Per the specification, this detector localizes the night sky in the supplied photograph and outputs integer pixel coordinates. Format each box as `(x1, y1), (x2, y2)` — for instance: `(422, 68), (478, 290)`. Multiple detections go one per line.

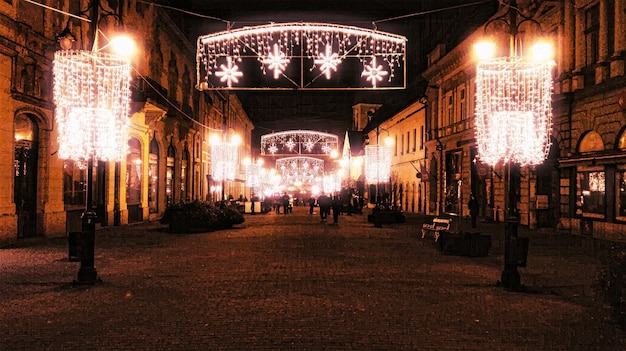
(153, 0), (496, 141)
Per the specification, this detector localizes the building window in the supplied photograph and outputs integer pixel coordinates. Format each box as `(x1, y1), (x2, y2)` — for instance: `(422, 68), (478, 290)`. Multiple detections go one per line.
(420, 126), (424, 150)
(406, 131), (410, 153)
(148, 137), (159, 213)
(63, 161), (85, 208)
(394, 135), (398, 156)
(585, 4), (600, 67)
(126, 138), (142, 207)
(181, 145), (190, 201)
(459, 87), (466, 120)
(576, 170), (605, 219)
(401, 134), (404, 155)
(446, 93), (454, 126)
(166, 143), (176, 206)
(412, 128), (417, 152)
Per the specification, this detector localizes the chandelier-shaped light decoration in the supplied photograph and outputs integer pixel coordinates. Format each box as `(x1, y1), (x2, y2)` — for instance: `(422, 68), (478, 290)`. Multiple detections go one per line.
(245, 162), (262, 189)
(260, 130), (338, 156)
(323, 173), (342, 194)
(365, 145), (391, 183)
(276, 157), (324, 186)
(197, 22), (406, 90)
(211, 142), (239, 181)
(475, 56), (555, 166)
(53, 50), (131, 163)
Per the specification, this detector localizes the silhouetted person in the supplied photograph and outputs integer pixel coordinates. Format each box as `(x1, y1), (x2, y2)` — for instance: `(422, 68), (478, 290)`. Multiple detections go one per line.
(282, 193), (290, 214)
(331, 195), (342, 224)
(468, 193), (479, 228)
(317, 193), (331, 222)
(308, 196), (316, 214)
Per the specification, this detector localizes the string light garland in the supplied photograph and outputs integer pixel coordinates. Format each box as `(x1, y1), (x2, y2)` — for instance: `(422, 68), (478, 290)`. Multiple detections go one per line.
(365, 145), (391, 183)
(197, 22), (406, 90)
(53, 50), (131, 164)
(474, 56), (555, 166)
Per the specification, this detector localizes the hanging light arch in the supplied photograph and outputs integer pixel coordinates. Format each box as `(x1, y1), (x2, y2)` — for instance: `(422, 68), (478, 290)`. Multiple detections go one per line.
(196, 22), (407, 90)
(261, 130), (339, 156)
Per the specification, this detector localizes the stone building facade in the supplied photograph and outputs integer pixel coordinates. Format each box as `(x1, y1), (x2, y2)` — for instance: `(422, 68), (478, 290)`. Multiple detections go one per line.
(363, 100), (428, 214)
(420, 1), (563, 228)
(555, 0), (626, 241)
(2, 0), (252, 245)
(417, 0), (626, 242)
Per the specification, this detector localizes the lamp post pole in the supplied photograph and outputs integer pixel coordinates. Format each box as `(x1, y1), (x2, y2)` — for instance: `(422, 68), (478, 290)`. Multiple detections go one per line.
(76, 157), (99, 284)
(75, 0), (100, 285)
(473, 0), (553, 291)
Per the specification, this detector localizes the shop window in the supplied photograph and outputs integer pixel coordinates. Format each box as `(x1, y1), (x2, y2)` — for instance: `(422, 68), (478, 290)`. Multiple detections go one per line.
(126, 138), (142, 206)
(166, 143), (176, 206)
(148, 136), (159, 213)
(63, 161), (85, 208)
(617, 171), (626, 220)
(576, 170), (606, 219)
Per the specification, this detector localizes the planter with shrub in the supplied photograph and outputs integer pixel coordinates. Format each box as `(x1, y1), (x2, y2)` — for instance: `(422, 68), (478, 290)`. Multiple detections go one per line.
(159, 201), (244, 233)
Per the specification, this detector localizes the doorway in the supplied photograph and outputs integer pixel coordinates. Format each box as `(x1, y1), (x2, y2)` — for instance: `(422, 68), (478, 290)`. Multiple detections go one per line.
(14, 114), (38, 237)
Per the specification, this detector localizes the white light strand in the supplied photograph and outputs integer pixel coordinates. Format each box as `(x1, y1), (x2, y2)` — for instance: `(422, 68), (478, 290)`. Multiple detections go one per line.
(211, 142), (239, 181)
(474, 56), (555, 166)
(365, 145), (391, 183)
(53, 50), (131, 163)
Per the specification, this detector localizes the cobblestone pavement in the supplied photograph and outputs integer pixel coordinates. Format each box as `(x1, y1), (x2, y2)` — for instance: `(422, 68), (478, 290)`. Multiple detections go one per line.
(1, 206), (625, 350)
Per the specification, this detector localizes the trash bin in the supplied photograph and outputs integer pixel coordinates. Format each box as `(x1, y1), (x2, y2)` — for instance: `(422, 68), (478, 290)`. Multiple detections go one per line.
(68, 231), (82, 262)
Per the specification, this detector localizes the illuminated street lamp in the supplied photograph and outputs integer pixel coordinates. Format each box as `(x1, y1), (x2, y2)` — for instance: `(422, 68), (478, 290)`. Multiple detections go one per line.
(474, 0), (555, 291)
(53, 24), (134, 284)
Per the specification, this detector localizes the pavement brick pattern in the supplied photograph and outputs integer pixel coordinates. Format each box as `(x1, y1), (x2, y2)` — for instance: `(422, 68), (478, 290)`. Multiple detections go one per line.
(1, 207), (624, 350)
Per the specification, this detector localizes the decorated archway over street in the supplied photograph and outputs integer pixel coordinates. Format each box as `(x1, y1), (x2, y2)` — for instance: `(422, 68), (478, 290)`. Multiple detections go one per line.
(261, 130), (339, 156)
(196, 22), (406, 90)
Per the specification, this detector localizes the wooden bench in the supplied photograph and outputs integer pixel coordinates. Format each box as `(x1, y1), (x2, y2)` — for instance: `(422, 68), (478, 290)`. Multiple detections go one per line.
(421, 217), (452, 242)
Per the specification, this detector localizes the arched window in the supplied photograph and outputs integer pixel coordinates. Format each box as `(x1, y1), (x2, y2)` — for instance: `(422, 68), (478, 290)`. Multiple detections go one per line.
(166, 141), (176, 206)
(181, 143), (190, 202)
(578, 131), (604, 153)
(617, 129), (626, 150)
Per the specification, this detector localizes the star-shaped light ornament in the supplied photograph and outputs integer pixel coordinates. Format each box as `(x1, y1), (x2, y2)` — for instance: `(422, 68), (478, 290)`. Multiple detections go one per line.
(263, 44), (290, 79)
(268, 143), (278, 154)
(361, 57), (388, 88)
(285, 138), (296, 151)
(215, 57), (243, 88)
(314, 44), (342, 79)
(303, 139), (316, 152)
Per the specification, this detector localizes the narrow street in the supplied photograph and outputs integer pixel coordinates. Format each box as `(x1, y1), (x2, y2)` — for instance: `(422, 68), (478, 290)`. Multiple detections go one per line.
(1, 206), (624, 350)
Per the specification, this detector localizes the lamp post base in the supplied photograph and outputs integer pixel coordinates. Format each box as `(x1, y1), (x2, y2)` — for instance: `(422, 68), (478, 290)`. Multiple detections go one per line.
(74, 210), (99, 285)
(499, 265), (522, 291)
(75, 267), (99, 285)
(498, 217), (525, 292)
